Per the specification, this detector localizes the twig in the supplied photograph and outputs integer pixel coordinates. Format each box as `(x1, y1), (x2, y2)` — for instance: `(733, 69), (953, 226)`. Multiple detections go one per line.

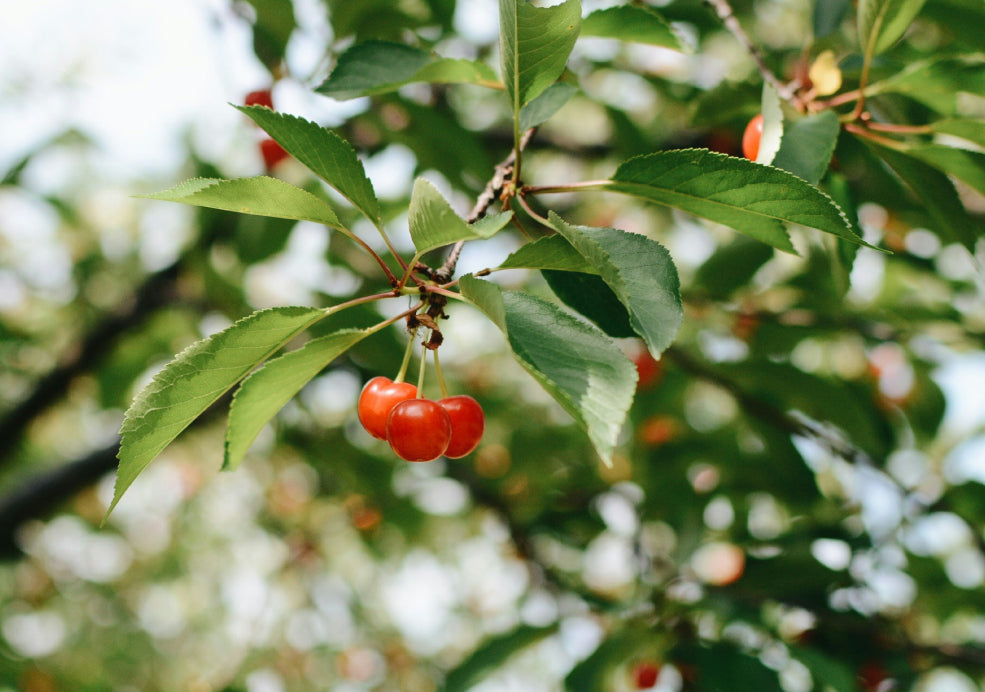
(435, 128), (537, 283)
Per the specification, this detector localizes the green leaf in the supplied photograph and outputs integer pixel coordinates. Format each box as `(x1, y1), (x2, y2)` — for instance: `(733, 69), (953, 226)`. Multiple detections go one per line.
(408, 178), (512, 256)
(581, 5), (684, 50)
(693, 236), (774, 300)
(236, 106), (380, 225)
(460, 275), (636, 465)
(441, 625), (559, 692)
(866, 141), (980, 251)
(224, 329), (372, 470)
(244, 0), (296, 70)
(791, 647), (857, 692)
(868, 56), (985, 115)
(500, 0), (582, 112)
(771, 110), (841, 185)
(565, 626), (660, 692)
(542, 270), (635, 338)
(549, 213), (682, 357)
(137, 177), (341, 228)
(519, 83), (578, 131)
(606, 149), (871, 253)
(906, 144), (985, 197)
(858, 0), (928, 56)
(814, 0), (852, 38)
(499, 235), (597, 273)
(675, 643), (783, 692)
(111, 307), (327, 516)
(931, 118), (985, 148)
(316, 40), (499, 100)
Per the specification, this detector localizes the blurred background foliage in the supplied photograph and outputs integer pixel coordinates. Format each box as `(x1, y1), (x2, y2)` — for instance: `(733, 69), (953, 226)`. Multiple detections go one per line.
(1, 0), (985, 690)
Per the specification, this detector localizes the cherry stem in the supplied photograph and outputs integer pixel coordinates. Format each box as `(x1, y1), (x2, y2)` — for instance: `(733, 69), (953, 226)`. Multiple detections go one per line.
(347, 232), (400, 286)
(416, 336), (429, 397)
(844, 122), (906, 149)
(864, 121), (932, 134)
(516, 193), (554, 229)
(425, 285), (467, 302)
(395, 326), (419, 384)
(324, 289), (400, 316)
(433, 348), (450, 399)
(374, 223), (409, 272)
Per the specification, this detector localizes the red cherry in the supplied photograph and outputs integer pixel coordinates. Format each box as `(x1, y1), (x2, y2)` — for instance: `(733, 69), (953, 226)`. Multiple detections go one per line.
(386, 399), (452, 462)
(632, 661), (661, 689)
(260, 138), (290, 170)
(438, 395), (485, 458)
(633, 351), (663, 390)
(358, 376), (418, 440)
(742, 113), (764, 161)
(245, 89), (274, 109)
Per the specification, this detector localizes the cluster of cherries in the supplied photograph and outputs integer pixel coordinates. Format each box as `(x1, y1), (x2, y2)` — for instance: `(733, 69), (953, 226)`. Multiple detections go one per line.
(357, 376), (485, 462)
(244, 89), (290, 170)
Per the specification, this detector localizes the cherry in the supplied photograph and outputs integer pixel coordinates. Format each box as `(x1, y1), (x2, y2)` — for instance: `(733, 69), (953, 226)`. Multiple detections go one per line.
(438, 395), (485, 458)
(632, 661), (661, 689)
(386, 399), (452, 462)
(633, 351), (663, 390)
(245, 89), (274, 109)
(742, 113), (764, 161)
(358, 376), (418, 440)
(260, 138), (290, 170)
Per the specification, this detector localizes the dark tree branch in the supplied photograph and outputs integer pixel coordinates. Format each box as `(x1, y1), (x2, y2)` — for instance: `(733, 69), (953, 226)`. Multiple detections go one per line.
(0, 442), (118, 558)
(0, 262), (183, 466)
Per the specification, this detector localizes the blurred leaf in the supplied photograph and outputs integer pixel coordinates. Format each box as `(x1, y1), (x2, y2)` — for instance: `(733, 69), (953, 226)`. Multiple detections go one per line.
(500, 0), (582, 111)
(500, 235), (597, 273)
(225, 328), (373, 470)
(675, 643), (783, 692)
(550, 213), (682, 356)
(693, 236), (774, 300)
(236, 106), (381, 225)
(923, 0), (985, 48)
(930, 118), (985, 148)
(691, 81), (760, 128)
(441, 624), (559, 692)
(606, 149), (872, 253)
(244, 0), (296, 70)
(460, 275), (636, 465)
(137, 177), (341, 227)
(905, 144), (985, 196)
(372, 98), (494, 189)
(565, 626), (657, 692)
(869, 56), (985, 115)
(581, 5), (684, 50)
(408, 178), (512, 256)
(858, 0), (929, 56)
(111, 307), (327, 515)
(316, 40), (499, 100)
(814, 0), (852, 37)
(825, 172), (863, 297)
(727, 360), (894, 458)
(542, 270), (635, 338)
(792, 647), (857, 692)
(519, 83), (578, 131)
(772, 110), (841, 185)
(865, 141), (981, 251)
